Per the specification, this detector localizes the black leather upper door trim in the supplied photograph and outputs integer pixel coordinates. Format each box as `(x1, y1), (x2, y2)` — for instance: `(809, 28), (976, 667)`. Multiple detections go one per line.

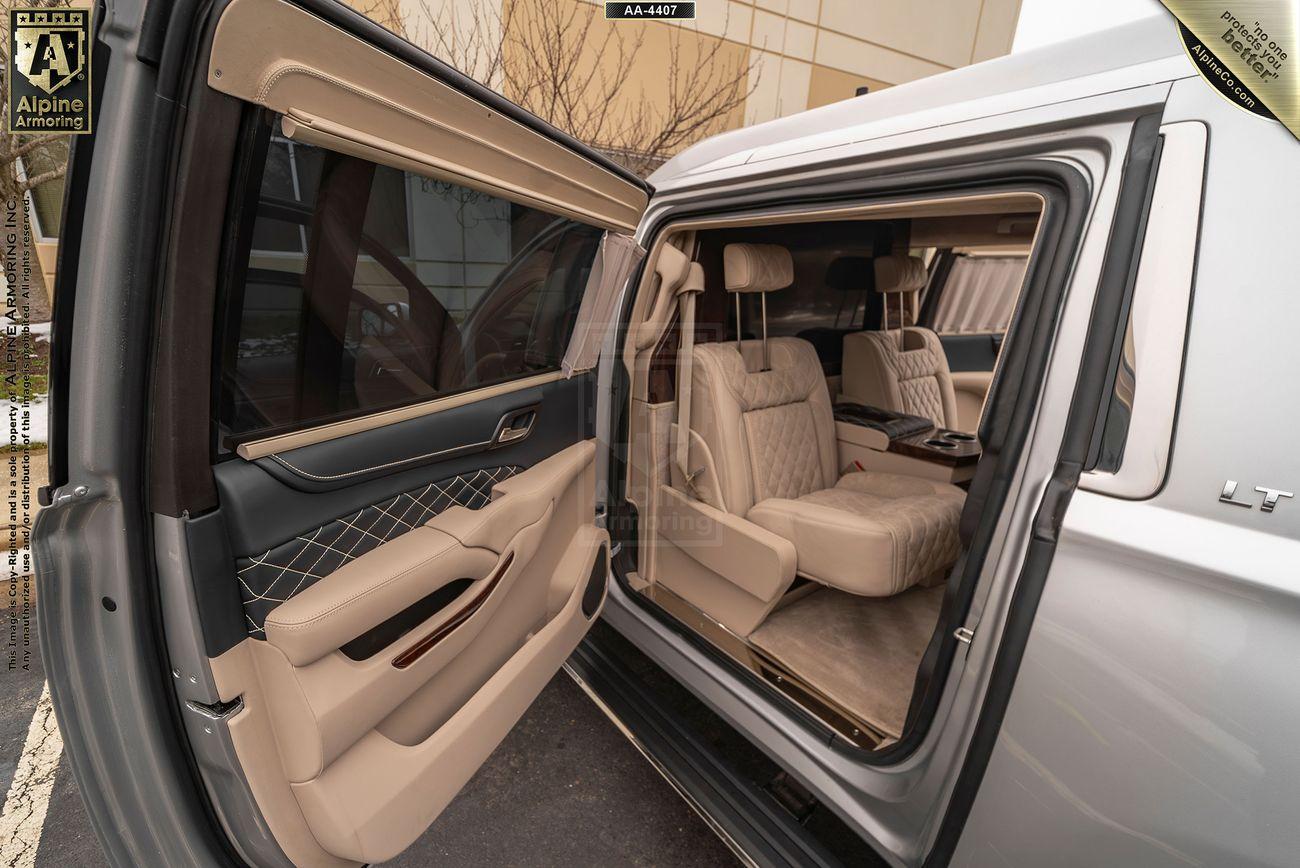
(251, 379), (553, 492)
(215, 373), (594, 556)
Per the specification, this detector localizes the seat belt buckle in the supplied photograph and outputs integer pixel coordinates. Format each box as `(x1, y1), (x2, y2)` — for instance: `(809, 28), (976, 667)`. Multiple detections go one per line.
(683, 467), (706, 499)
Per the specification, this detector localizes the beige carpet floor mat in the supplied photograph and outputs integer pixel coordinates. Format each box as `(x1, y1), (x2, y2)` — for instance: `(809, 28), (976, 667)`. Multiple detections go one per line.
(749, 585), (944, 740)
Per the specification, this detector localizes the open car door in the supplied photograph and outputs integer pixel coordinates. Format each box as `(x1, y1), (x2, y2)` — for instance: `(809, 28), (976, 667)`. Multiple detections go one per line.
(35, 0), (647, 864)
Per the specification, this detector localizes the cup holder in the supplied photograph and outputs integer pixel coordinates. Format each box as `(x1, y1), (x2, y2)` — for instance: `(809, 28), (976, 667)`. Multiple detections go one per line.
(943, 431), (976, 442)
(924, 438), (957, 450)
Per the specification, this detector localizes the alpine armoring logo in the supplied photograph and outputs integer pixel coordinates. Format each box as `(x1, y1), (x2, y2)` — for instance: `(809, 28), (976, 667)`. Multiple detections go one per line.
(6, 7), (92, 135)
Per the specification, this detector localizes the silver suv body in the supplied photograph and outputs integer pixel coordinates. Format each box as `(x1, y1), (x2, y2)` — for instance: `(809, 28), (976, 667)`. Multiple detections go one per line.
(34, 4), (1297, 866)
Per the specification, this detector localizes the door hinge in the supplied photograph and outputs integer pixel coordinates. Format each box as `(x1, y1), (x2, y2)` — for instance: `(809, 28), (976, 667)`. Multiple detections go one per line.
(41, 483), (90, 507)
(954, 626), (975, 645)
(185, 696), (243, 722)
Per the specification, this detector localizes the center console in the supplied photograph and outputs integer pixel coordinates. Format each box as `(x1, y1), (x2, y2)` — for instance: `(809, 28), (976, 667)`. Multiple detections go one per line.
(832, 403), (932, 440)
(832, 401), (980, 484)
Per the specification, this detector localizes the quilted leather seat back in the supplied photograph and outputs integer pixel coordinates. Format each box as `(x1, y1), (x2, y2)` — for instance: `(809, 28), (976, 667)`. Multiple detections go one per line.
(688, 337), (838, 515)
(841, 328), (959, 429)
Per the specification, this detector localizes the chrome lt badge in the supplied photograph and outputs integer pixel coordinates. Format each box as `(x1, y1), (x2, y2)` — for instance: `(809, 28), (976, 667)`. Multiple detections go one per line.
(1219, 480), (1294, 512)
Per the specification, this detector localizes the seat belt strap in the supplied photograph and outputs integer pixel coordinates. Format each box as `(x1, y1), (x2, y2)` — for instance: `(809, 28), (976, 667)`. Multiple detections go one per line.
(675, 263), (705, 498)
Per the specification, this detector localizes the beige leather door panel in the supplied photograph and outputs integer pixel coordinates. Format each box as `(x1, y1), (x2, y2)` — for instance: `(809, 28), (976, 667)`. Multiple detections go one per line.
(212, 440), (606, 865)
(262, 527), (498, 669)
(951, 370), (994, 432)
(295, 521), (605, 862)
(190, 0), (643, 859)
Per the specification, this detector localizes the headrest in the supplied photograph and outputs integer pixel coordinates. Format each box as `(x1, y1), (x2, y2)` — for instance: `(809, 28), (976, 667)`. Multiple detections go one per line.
(723, 243), (793, 294)
(873, 254), (927, 294)
(655, 243), (692, 295)
(824, 256), (872, 291)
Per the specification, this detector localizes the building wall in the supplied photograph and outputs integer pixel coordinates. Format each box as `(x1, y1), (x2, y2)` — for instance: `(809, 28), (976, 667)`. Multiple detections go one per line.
(575, 0), (1022, 121)
(353, 0), (1021, 153)
(500, 0), (751, 140)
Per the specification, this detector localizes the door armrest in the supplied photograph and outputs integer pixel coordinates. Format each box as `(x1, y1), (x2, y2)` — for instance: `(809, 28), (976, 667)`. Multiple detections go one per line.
(425, 439), (595, 553)
(264, 527), (498, 666)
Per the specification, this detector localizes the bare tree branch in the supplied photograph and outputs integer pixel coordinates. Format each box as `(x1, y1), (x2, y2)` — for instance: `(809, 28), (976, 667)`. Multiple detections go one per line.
(386, 0), (757, 178)
(9, 135), (65, 161)
(18, 166), (65, 192)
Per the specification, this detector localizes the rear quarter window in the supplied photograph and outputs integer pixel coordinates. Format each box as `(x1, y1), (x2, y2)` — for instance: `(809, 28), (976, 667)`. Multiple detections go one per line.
(929, 254), (1027, 335)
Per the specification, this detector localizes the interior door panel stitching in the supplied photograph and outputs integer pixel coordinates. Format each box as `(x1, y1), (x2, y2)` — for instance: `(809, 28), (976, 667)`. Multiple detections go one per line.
(268, 437), (494, 481)
(236, 526), (339, 605)
(236, 481), (448, 598)
(236, 466), (521, 635)
(265, 545), (463, 631)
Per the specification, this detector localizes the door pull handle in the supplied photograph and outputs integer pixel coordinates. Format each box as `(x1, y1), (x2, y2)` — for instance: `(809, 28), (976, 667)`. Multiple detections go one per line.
(492, 407), (538, 447)
(498, 425), (530, 443)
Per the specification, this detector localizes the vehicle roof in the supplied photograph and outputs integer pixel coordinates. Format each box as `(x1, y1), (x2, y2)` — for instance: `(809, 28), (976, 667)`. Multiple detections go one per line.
(651, 15), (1190, 188)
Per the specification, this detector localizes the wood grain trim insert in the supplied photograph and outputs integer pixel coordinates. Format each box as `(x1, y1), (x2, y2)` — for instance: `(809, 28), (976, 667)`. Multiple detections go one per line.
(888, 429), (982, 467)
(391, 551), (514, 670)
(235, 371), (564, 460)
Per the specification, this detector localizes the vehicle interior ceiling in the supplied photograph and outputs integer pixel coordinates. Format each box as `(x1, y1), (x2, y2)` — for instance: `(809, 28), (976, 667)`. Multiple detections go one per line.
(619, 196), (1042, 749)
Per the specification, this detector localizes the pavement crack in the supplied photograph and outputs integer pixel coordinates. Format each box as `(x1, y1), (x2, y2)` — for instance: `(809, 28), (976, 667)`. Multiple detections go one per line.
(0, 683), (64, 868)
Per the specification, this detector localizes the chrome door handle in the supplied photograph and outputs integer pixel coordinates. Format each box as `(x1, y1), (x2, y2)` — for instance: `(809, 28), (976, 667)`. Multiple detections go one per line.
(497, 424), (530, 444)
(492, 407), (537, 447)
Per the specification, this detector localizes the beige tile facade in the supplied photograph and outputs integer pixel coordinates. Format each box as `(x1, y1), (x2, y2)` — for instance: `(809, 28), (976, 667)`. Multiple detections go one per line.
(585, 0), (1023, 117)
(352, 0), (1022, 156)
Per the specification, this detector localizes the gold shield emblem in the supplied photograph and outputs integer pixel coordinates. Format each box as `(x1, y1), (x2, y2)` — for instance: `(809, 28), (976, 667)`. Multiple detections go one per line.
(13, 15), (85, 95)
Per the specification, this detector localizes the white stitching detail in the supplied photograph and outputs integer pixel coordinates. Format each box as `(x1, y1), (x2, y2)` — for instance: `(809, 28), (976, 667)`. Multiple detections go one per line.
(237, 467), (518, 636)
(268, 438), (494, 481)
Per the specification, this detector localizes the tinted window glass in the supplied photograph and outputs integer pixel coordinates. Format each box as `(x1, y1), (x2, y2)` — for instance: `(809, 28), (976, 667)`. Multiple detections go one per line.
(219, 120), (603, 440)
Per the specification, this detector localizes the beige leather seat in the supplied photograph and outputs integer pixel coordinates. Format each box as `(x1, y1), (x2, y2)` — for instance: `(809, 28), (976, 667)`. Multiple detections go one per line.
(841, 254), (960, 430)
(674, 243), (964, 597)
